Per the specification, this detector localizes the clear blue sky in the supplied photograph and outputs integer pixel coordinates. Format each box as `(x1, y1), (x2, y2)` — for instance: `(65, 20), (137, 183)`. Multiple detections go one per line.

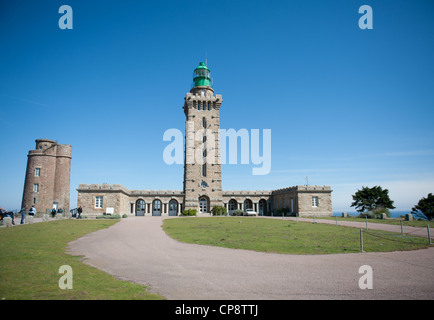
(1, 0), (433, 212)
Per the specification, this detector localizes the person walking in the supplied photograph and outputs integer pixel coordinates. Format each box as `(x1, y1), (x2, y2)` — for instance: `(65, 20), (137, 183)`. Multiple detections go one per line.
(51, 208), (56, 218)
(77, 206), (82, 219)
(20, 206), (27, 224)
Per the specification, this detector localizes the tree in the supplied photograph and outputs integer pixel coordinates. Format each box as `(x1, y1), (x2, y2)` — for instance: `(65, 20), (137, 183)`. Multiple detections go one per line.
(351, 186), (395, 213)
(411, 193), (434, 221)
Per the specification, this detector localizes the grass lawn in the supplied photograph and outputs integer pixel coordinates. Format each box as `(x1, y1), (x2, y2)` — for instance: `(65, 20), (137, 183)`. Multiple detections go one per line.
(319, 216), (434, 228)
(163, 217), (430, 255)
(0, 219), (164, 300)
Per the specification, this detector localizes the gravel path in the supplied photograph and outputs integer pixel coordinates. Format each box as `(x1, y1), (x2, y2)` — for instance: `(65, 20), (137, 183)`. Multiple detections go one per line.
(67, 216), (434, 300)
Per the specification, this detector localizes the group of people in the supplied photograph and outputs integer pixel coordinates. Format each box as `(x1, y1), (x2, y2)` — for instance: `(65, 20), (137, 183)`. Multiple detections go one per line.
(1, 205), (83, 225)
(0, 206), (36, 225)
(50, 208), (64, 218)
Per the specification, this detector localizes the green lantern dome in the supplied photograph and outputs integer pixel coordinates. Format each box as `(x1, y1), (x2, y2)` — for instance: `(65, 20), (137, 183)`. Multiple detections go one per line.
(192, 62), (212, 88)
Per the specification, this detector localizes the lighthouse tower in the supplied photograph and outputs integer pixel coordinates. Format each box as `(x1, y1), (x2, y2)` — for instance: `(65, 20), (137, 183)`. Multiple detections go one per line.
(21, 139), (72, 214)
(183, 63), (223, 215)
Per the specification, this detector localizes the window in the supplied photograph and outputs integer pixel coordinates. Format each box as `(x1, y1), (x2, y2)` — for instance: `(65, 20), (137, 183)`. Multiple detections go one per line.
(137, 200), (145, 211)
(202, 164), (207, 177)
(201, 181), (208, 189)
(312, 196), (319, 207)
(202, 117), (206, 128)
(228, 199), (237, 211)
(95, 196), (103, 208)
(207, 102), (211, 110)
(33, 184), (39, 192)
(35, 168), (40, 177)
(33, 197), (37, 204)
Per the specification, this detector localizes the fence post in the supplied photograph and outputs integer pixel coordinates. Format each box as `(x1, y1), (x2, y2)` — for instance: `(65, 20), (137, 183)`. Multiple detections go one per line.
(365, 217), (368, 230)
(428, 224), (432, 245)
(400, 219), (403, 235)
(360, 229), (364, 252)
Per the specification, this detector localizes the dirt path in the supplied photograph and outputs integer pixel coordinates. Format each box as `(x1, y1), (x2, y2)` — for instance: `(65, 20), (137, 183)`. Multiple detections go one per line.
(67, 216), (434, 300)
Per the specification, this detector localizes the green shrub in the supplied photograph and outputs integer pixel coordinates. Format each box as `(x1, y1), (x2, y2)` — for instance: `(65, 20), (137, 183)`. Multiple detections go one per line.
(358, 207), (391, 219)
(372, 207), (391, 218)
(122, 214), (128, 218)
(357, 212), (376, 219)
(212, 205), (227, 216)
(181, 209), (197, 216)
(96, 214), (121, 219)
(232, 209), (243, 216)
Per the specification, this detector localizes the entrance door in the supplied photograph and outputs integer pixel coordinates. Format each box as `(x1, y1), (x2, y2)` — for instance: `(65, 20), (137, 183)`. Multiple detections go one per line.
(258, 200), (264, 215)
(228, 199), (237, 215)
(199, 198), (207, 213)
(152, 200), (161, 216)
(136, 200), (145, 216)
(169, 200), (178, 216)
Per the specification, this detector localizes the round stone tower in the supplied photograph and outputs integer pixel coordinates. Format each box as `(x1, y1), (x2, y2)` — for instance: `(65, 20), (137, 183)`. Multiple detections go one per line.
(21, 139), (72, 214)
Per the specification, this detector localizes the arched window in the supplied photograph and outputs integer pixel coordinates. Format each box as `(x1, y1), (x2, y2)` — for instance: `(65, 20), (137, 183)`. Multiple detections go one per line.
(228, 199), (237, 213)
(244, 199), (253, 210)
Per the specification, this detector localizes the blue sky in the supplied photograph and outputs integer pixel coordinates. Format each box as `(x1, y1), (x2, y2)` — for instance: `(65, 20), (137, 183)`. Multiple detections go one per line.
(1, 0), (433, 212)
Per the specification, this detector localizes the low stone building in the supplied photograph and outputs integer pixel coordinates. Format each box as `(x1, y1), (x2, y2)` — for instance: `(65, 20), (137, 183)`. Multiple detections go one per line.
(77, 63), (332, 217)
(77, 184), (332, 218)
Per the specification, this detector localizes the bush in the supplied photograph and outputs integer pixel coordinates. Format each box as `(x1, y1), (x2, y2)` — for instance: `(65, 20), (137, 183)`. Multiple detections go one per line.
(358, 212), (376, 219)
(122, 214), (128, 218)
(276, 208), (289, 217)
(212, 205), (227, 216)
(232, 209), (243, 216)
(358, 208), (390, 219)
(372, 207), (391, 218)
(181, 209), (197, 216)
(96, 214), (121, 219)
